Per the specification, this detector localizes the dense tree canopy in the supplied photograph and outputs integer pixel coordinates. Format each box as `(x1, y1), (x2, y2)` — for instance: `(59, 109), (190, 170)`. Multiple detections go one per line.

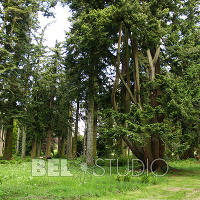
(0, 0), (199, 172)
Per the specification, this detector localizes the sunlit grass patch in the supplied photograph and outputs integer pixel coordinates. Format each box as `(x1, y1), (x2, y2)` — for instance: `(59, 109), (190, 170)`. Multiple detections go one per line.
(0, 159), (199, 199)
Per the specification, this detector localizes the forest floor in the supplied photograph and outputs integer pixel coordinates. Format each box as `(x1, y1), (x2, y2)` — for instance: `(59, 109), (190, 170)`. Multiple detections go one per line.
(0, 158), (199, 200)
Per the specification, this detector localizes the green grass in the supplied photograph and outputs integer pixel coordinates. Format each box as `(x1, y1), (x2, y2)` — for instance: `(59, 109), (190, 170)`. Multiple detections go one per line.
(0, 159), (199, 200)
(92, 159), (200, 200)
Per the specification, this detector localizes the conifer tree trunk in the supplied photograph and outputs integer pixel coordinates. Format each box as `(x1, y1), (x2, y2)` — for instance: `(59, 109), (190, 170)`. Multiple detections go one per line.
(86, 82), (94, 165)
(46, 128), (52, 157)
(73, 99), (79, 159)
(115, 26), (130, 157)
(146, 47), (165, 170)
(0, 125), (4, 157)
(111, 23), (165, 170)
(3, 119), (13, 160)
(45, 84), (55, 157)
(21, 67), (29, 159)
(16, 127), (20, 155)
(21, 127), (26, 158)
(123, 47), (164, 170)
(93, 103), (97, 157)
(66, 109), (72, 159)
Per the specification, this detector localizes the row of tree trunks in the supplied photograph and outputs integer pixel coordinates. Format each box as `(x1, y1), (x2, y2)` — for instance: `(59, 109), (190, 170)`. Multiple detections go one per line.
(1, 99), (89, 160)
(41, 100), (79, 159)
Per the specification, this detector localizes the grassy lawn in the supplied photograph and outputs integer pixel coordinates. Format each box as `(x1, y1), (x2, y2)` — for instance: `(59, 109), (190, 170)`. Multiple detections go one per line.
(0, 159), (199, 200)
(91, 160), (200, 200)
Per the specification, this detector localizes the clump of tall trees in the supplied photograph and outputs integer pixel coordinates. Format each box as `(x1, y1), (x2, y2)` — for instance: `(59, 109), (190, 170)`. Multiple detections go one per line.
(0, 0), (199, 171)
(64, 0), (200, 169)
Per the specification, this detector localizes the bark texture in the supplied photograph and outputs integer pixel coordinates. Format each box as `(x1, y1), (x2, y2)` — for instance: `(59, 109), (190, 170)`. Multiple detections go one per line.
(21, 127), (26, 158)
(86, 87), (95, 165)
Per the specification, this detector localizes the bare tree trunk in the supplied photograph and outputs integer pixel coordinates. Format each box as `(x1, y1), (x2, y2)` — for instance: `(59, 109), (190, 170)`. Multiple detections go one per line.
(3, 119), (13, 160)
(93, 103), (97, 158)
(16, 127), (20, 155)
(0, 125), (4, 157)
(66, 109), (72, 159)
(73, 99), (79, 159)
(86, 90), (94, 165)
(21, 127), (26, 158)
